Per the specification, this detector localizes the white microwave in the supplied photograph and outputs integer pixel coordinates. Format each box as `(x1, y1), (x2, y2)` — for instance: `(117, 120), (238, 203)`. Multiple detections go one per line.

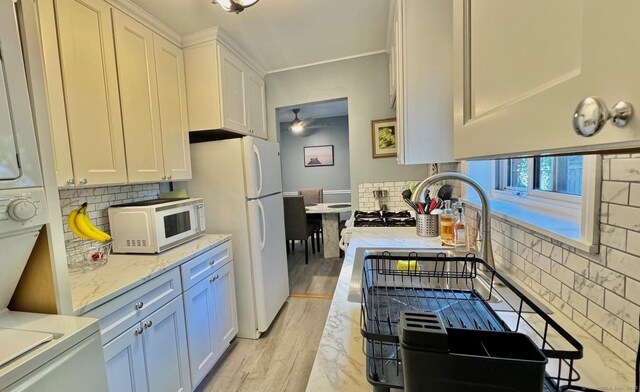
(108, 198), (206, 254)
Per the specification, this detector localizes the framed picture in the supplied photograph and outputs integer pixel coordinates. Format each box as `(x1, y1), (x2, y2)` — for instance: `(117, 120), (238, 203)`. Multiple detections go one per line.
(371, 118), (397, 158)
(304, 145), (334, 167)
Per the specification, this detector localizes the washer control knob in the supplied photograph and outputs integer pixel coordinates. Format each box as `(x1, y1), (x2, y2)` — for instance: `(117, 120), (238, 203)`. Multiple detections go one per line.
(7, 199), (37, 222)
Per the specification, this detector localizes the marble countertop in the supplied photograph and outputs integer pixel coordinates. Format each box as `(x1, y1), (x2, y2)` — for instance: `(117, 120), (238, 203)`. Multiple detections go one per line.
(305, 203), (353, 214)
(69, 234), (231, 315)
(306, 227), (635, 391)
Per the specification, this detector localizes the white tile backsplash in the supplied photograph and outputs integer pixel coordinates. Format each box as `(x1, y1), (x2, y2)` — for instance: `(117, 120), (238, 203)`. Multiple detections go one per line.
(59, 184), (160, 262)
(452, 154), (640, 363)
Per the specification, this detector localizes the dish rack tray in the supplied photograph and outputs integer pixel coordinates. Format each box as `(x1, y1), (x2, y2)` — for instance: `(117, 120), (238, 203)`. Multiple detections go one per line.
(360, 251), (584, 392)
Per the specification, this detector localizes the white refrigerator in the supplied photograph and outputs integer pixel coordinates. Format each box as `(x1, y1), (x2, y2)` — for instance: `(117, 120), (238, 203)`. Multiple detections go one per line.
(186, 137), (289, 339)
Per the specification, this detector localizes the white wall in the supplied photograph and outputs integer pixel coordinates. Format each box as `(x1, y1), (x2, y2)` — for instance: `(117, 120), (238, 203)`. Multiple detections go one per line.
(265, 53), (430, 207)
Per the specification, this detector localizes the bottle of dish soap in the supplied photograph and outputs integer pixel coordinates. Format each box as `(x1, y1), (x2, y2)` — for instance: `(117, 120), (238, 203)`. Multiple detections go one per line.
(439, 200), (454, 246)
(454, 203), (468, 251)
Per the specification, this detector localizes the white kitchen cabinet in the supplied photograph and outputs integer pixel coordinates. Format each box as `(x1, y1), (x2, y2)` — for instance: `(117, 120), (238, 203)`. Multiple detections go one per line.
(52, 0), (128, 186)
(245, 68), (268, 139)
(183, 260), (238, 388)
(392, 0), (454, 165)
(453, 0), (640, 159)
(104, 324), (148, 392)
(112, 10), (164, 183)
(103, 296), (191, 392)
(153, 35), (192, 181)
(184, 40), (267, 139)
(219, 45), (249, 133)
(142, 296), (191, 392)
(211, 261), (238, 346)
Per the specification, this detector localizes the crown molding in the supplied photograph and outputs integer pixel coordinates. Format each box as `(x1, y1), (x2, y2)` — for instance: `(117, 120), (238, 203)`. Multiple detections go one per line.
(267, 50), (387, 75)
(182, 27), (267, 77)
(106, 0), (182, 45)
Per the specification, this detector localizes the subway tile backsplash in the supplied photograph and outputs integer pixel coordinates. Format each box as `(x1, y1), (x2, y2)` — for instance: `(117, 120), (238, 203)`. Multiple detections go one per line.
(59, 184), (160, 263)
(462, 154), (640, 365)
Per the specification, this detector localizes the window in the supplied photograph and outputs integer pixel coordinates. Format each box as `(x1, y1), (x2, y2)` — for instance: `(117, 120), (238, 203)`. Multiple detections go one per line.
(463, 155), (600, 253)
(497, 156), (583, 202)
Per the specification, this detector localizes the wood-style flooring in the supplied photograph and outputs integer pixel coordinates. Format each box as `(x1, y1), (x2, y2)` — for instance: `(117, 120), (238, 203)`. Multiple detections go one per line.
(195, 244), (343, 392)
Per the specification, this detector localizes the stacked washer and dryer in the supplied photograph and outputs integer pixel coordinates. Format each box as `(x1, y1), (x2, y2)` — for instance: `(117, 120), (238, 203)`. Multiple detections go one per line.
(0, 1), (108, 390)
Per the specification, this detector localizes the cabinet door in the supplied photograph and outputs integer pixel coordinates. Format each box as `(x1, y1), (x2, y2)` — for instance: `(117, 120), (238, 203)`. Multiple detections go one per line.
(54, 0), (127, 185)
(245, 68), (267, 139)
(33, 0), (75, 187)
(183, 275), (218, 387)
(112, 10), (164, 183)
(218, 45), (249, 133)
(103, 324), (148, 392)
(396, 0), (453, 164)
(142, 296), (191, 392)
(453, 0), (640, 159)
(212, 261), (238, 346)
(153, 34), (192, 181)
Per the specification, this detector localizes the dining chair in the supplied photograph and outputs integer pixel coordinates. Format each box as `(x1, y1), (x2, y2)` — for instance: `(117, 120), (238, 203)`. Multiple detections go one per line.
(299, 188), (324, 248)
(283, 196), (318, 264)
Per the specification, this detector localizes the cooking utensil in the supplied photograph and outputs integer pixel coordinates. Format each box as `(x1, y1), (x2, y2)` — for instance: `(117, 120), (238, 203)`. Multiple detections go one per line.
(402, 189), (412, 200)
(430, 208), (443, 215)
(437, 184), (453, 201)
(404, 198), (419, 213)
(428, 198), (438, 214)
(417, 203), (425, 214)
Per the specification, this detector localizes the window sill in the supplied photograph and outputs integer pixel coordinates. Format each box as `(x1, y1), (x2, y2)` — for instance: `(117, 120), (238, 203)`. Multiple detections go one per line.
(463, 197), (598, 254)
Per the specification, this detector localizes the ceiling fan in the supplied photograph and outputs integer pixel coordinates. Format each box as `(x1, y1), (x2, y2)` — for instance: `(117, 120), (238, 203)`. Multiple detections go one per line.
(212, 0), (259, 14)
(288, 109), (333, 134)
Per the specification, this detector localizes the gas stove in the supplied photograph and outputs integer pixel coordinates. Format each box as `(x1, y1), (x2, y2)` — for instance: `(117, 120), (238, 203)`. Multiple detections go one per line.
(351, 210), (416, 228)
(341, 210), (417, 250)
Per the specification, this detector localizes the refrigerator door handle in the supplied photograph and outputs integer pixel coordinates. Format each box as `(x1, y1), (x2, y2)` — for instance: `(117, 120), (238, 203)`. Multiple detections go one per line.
(257, 199), (266, 250)
(253, 144), (263, 197)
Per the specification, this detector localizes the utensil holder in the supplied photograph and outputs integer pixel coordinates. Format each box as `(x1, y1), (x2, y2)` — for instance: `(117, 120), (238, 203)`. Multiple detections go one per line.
(416, 214), (439, 237)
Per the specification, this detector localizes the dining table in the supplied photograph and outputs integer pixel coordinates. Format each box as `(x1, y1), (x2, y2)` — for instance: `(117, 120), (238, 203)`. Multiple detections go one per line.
(305, 202), (352, 258)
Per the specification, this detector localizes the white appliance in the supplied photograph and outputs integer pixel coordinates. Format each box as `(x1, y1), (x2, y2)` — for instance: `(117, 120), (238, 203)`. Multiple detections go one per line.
(0, 2), (108, 390)
(0, 0), (42, 191)
(108, 198), (206, 254)
(187, 137), (289, 339)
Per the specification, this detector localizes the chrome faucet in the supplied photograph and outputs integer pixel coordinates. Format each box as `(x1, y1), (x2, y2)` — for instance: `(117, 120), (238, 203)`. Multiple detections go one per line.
(411, 172), (495, 269)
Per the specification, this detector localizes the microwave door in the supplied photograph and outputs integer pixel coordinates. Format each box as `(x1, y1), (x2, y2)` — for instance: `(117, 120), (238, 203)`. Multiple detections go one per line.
(155, 205), (198, 250)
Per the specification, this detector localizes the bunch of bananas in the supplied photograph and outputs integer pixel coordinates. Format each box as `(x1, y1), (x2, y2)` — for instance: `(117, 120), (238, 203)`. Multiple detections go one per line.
(68, 203), (112, 242)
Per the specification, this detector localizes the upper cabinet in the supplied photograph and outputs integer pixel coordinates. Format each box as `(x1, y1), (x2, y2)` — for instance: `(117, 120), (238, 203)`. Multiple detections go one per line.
(392, 0), (454, 165)
(153, 35), (192, 181)
(50, 0), (128, 186)
(37, 0), (191, 186)
(112, 10), (164, 183)
(183, 33), (267, 139)
(453, 0), (640, 160)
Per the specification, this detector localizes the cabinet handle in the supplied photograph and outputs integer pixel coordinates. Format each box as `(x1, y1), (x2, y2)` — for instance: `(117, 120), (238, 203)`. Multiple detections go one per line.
(134, 327), (144, 336)
(79, 178), (88, 185)
(573, 97), (633, 137)
(167, 175), (172, 180)
(134, 301), (144, 310)
(66, 178), (75, 186)
(144, 320), (153, 329)
(209, 274), (219, 283)
(161, 176), (167, 180)
(209, 259), (215, 266)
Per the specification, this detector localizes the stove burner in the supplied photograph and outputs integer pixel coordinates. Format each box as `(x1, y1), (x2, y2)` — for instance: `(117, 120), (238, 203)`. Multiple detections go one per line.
(382, 210), (411, 218)
(354, 218), (386, 227)
(385, 218), (417, 227)
(354, 210), (382, 219)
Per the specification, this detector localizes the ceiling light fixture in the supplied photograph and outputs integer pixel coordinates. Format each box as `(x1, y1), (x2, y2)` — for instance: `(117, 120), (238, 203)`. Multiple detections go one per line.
(212, 0), (259, 14)
(289, 109), (304, 133)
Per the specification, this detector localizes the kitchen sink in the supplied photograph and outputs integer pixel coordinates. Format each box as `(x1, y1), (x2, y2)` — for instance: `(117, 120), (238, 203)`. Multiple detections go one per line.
(348, 247), (552, 314)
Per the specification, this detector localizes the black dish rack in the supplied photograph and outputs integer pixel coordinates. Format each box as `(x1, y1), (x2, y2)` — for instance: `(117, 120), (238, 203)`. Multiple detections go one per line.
(360, 251), (584, 392)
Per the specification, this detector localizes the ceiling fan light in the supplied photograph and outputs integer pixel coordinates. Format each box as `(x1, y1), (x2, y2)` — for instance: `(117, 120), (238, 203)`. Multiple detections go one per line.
(289, 121), (304, 133)
(288, 108), (304, 133)
(212, 0), (259, 13)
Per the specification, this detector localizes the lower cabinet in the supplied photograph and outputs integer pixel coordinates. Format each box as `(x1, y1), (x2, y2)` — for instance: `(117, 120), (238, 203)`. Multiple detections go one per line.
(183, 261), (238, 388)
(103, 296), (191, 392)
